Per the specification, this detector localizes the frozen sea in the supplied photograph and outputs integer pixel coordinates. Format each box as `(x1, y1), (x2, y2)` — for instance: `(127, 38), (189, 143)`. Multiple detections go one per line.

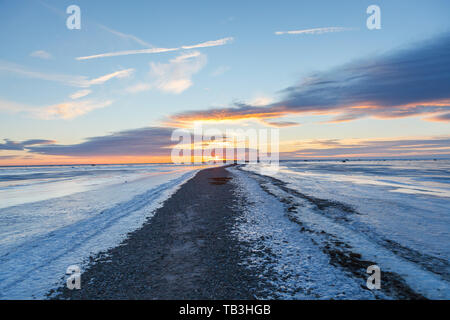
(240, 160), (450, 299)
(1, 160), (449, 299)
(0, 164), (207, 299)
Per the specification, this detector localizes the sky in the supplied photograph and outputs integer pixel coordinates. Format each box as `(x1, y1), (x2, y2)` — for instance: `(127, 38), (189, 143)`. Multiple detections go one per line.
(0, 0), (449, 165)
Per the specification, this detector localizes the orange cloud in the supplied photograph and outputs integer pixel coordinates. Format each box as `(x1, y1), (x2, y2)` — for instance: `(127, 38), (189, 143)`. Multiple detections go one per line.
(167, 98), (450, 127)
(168, 33), (450, 126)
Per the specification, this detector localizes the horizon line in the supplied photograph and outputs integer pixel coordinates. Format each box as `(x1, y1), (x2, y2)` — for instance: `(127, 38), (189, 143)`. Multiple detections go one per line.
(1, 157), (448, 168)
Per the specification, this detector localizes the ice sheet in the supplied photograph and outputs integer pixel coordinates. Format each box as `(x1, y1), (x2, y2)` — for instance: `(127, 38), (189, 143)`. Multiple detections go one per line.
(0, 164), (205, 299)
(240, 160), (450, 299)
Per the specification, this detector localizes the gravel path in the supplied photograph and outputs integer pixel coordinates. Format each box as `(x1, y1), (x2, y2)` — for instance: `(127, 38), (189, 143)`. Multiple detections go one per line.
(51, 165), (264, 299)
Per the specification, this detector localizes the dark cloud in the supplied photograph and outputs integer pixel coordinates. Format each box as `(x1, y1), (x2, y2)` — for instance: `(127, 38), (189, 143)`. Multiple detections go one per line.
(426, 112), (450, 122)
(3, 130), (449, 160)
(282, 137), (450, 159)
(0, 139), (55, 151)
(27, 127), (177, 157)
(4, 127), (261, 159)
(0, 155), (17, 160)
(170, 33), (450, 124)
(261, 120), (300, 127)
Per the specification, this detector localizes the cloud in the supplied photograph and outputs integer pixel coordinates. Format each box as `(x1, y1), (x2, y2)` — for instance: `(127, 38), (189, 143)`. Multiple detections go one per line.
(76, 37), (233, 60)
(37, 100), (114, 120)
(181, 37), (234, 49)
(0, 98), (113, 120)
(275, 27), (353, 36)
(150, 51), (207, 94)
(0, 99), (29, 114)
(250, 96), (274, 106)
(169, 102), (290, 125)
(426, 112), (450, 122)
(7, 131), (449, 161)
(70, 89), (92, 100)
(30, 50), (52, 59)
(0, 63), (129, 118)
(76, 47), (179, 61)
(99, 25), (153, 48)
(0, 61), (134, 88)
(26, 127), (178, 157)
(282, 137), (450, 159)
(38, 0), (152, 49)
(211, 66), (230, 77)
(0, 139), (55, 151)
(168, 33), (450, 125)
(87, 68), (134, 85)
(0, 155), (18, 160)
(0, 61), (87, 87)
(124, 52), (206, 95)
(125, 82), (152, 94)
(261, 120), (300, 127)
(3, 127), (229, 161)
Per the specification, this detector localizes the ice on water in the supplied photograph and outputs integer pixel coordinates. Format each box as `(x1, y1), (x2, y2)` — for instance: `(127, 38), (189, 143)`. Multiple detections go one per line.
(0, 164), (203, 299)
(240, 160), (450, 299)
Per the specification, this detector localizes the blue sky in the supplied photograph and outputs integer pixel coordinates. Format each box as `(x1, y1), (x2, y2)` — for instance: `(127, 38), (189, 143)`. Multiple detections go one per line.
(0, 0), (449, 164)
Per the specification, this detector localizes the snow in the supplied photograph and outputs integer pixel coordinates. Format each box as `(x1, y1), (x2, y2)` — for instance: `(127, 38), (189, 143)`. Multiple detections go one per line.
(228, 166), (379, 299)
(1, 161), (448, 299)
(238, 160), (450, 299)
(0, 164), (204, 299)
